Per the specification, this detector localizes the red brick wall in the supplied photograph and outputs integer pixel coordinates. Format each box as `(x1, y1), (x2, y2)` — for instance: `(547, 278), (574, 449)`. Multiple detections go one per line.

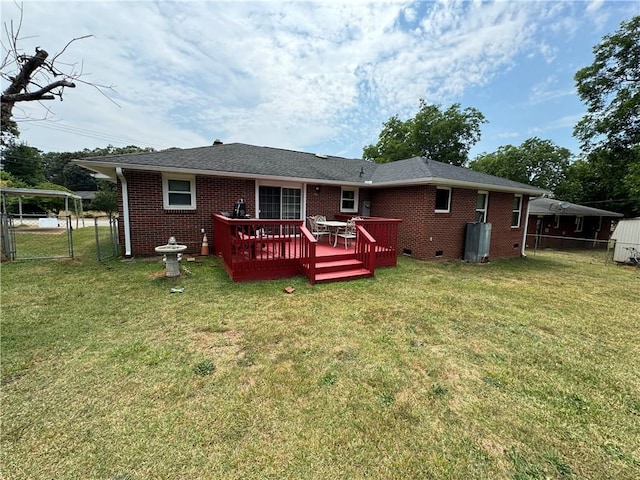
(117, 171), (254, 255)
(306, 185), (343, 220)
(116, 171), (528, 261)
(486, 192), (527, 259)
(369, 186), (526, 260)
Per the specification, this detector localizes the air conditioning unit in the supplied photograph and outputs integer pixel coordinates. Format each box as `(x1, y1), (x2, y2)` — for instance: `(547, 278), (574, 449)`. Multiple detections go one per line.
(464, 222), (492, 263)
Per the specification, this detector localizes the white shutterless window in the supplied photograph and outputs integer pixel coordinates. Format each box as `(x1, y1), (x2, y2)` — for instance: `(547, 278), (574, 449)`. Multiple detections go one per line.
(475, 191), (488, 222)
(435, 187), (451, 213)
(511, 194), (522, 228)
(340, 187), (359, 213)
(163, 174), (196, 210)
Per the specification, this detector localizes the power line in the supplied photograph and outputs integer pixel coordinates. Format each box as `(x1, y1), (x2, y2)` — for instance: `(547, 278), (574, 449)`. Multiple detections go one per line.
(23, 121), (166, 150)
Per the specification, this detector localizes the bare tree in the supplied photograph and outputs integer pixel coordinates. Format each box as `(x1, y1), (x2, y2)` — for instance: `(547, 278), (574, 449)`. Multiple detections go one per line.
(1, 3), (115, 144)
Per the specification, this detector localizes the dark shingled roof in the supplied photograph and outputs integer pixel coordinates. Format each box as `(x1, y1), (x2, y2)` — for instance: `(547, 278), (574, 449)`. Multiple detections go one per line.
(528, 197), (623, 217)
(371, 156), (546, 192)
(76, 142), (547, 194)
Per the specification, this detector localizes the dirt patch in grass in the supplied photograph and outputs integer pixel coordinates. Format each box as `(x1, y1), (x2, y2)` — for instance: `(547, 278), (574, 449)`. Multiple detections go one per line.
(188, 329), (246, 374)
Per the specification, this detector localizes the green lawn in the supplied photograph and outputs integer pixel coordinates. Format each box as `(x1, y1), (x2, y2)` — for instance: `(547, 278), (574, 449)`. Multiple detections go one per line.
(2, 228), (639, 479)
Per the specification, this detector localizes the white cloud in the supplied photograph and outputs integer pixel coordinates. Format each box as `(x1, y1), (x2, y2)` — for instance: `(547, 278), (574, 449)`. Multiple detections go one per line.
(496, 131), (520, 139)
(0, 0), (631, 158)
(529, 76), (574, 105)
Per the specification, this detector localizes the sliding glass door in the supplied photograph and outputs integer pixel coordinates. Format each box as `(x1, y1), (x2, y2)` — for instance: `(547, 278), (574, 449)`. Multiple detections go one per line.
(258, 186), (301, 220)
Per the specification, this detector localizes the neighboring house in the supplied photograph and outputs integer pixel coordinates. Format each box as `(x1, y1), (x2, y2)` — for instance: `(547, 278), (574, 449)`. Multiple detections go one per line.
(527, 197), (623, 250)
(75, 142), (547, 263)
(76, 190), (98, 209)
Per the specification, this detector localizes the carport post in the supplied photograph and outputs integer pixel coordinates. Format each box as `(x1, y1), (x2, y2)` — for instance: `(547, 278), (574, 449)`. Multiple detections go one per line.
(18, 196), (23, 225)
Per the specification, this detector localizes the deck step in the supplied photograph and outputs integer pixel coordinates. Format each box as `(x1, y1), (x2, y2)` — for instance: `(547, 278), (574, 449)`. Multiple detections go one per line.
(315, 258), (363, 274)
(314, 256), (373, 283)
(314, 267), (373, 283)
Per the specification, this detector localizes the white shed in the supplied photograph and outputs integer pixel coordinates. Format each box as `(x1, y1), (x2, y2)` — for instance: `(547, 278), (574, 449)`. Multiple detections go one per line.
(611, 218), (640, 263)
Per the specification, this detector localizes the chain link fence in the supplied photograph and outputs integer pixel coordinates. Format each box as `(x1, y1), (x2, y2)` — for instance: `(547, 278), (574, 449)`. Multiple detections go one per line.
(93, 215), (119, 261)
(526, 233), (616, 264)
(0, 213), (74, 260)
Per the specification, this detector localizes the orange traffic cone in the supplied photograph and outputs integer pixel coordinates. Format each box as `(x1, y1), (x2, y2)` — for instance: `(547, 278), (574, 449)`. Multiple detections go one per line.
(200, 233), (210, 256)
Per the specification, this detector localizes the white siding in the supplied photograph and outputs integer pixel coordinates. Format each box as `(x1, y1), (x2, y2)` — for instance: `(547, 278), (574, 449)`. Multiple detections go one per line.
(611, 218), (640, 262)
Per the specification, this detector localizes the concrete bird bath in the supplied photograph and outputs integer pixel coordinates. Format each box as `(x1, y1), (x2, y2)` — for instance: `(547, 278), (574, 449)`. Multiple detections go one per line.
(155, 236), (187, 277)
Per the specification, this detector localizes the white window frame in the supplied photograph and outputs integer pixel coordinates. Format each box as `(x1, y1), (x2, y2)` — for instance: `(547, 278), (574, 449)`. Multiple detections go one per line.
(255, 180), (304, 220)
(475, 191), (489, 222)
(162, 173), (196, 210)
(575, 216), (584, 233)
(340, 187), (359, 213)
(554, 215), (561, 229)
(435, 187), (451, 213)
(511, 194), (522, 228)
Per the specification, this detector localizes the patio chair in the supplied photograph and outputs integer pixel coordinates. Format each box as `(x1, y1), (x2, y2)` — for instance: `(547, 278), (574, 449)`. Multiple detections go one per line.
(308, 215), (331, 242)
(335, 218), (357, 249)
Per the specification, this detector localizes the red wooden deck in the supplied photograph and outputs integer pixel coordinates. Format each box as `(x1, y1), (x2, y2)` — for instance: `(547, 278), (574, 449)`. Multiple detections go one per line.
(212, 214), (401, 284)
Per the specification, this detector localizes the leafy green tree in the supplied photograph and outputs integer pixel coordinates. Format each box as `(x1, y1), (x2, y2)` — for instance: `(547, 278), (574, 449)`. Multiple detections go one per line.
(623, 147), (640, 208)
(364, 100), (486, 166)
(42, 145), (154, 191)
(31, 182), (75, 213)
(42, 151), (97, 191)
(88, 189), (118, 215)
(0, 171), (28, 213)
(574, 16), (639, 152)
(0, 170), (28, 188)
(469, 138), (572, 192)
(572, 15), (640, 217)
(553, 158), (596, 203)
(0, 141), (45, 186)
(363, 116), (414, 163)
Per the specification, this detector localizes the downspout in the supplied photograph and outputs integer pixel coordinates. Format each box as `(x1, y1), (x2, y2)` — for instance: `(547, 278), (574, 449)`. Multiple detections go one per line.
(116, 167), (132, 257)
(521, 196), (535, 257)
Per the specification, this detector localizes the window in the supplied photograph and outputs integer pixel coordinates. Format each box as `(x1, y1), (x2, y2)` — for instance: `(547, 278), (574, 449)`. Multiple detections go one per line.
(475, 191), (488, 222)
(435, 187), (451, 213)
(163, 174), (196, 210)
(575, 216), (584, 233)
(281, 187), (301, 219)
(554, 215), (561, 229)
(258, 185), (302, 219)
(511, 194), (522, 228)
(340, 187), (358, 213)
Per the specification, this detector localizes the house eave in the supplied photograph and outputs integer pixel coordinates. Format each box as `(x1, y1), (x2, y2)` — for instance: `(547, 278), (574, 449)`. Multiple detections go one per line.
(74, 161), (370, 187)
(74, 161), (547, 195)
(369, 177), (548, 196)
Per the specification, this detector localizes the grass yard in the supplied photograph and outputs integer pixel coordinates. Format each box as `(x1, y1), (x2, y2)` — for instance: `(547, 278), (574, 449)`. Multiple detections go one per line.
(1, 228), (639, 479)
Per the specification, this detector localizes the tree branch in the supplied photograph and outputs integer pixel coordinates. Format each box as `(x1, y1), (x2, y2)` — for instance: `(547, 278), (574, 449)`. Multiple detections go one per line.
(2, 48), (48, 96)
(1, 79), (75, 103)
(51, 35), (94, 65)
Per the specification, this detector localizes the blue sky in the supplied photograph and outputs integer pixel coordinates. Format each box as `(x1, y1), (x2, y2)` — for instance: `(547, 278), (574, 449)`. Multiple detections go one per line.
(2, 0), (638, 161)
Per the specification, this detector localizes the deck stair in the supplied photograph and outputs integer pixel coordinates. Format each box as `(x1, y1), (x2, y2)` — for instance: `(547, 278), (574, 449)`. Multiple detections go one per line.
(312, 253), (373, 283)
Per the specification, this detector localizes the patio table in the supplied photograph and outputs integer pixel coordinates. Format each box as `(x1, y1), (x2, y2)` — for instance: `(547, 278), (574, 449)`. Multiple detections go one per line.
(316, 220), (348, 247)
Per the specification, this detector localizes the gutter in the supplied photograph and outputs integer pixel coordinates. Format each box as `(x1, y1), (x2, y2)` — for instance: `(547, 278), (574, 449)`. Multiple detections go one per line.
(521, 196), (537, 257)
(116, 167), (132, 257)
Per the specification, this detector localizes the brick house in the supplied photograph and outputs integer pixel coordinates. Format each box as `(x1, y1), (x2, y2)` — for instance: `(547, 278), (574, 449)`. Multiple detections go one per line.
(527, 197), (623, 250)
(76, 142), (546, 263)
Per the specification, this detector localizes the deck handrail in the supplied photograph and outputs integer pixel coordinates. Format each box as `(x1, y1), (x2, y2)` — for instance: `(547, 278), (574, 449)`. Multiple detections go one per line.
(212, 213), (305, 281)
(354, 217), (401, 267)
(299, 225), (318, 284)
(355, 224), (376, 273)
